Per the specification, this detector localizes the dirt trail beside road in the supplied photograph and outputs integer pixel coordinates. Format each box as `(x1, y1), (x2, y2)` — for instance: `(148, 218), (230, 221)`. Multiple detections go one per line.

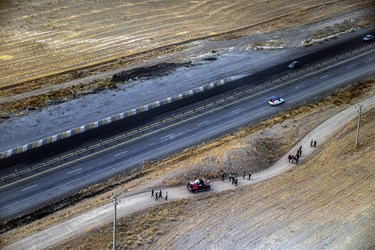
(3, 95), (374, 250)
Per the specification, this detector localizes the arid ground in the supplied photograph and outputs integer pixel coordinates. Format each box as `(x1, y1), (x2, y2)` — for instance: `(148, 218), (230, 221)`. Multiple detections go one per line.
(0, 0), (375, 249)
(0, 1), (374, 102)
(1, 79), (374, 249)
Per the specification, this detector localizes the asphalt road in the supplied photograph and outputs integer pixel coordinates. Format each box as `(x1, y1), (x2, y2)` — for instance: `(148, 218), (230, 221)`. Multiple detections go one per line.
(0, 43), (374, 221)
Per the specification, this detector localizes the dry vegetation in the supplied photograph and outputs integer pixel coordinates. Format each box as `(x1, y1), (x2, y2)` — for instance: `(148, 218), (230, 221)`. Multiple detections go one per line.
(1, 0), (375, 248)
(1, 77), (374, 249)
(0, 0), (373, 95)
(53, 82), (375, 249)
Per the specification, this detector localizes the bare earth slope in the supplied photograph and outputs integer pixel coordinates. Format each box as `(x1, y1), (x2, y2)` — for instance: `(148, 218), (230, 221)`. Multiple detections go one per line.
(149, 102), (375, 249)
(0, 0), (373, 89)
(3, 92), (374, 250)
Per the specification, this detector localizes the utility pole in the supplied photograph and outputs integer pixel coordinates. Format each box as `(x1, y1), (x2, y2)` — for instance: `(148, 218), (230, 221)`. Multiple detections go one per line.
(112, 194), (120, 250)
(355, 104), (364, 148)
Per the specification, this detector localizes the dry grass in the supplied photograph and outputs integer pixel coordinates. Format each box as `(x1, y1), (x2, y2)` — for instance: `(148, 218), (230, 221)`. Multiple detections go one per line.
(0, 79), (114, 114)
(303, 14), (375, 46)
(1, 77), (373, 248)
(0, 0), (372, 93)
(53, 107), (375, 249)
(59, 200), (190, 250)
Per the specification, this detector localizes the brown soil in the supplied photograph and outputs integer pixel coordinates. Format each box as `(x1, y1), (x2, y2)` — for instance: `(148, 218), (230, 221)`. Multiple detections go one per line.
(1, 1), (375, 248)
(1, 77), (374, 249)
(57, 86), (375, 250)
(1, 0), (373, 93)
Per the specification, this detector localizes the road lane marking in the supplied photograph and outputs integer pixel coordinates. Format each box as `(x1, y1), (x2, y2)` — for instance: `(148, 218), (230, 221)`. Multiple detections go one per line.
(231, 108), (242, 114)
(161, 134), (173, 140)
(21, 184), (38, 192)
(320, 74), (329, 79)
(114, 151), (127, 157)
(67, 168), (82, 175)
(347, 64), (356, 69)
(3, 48), (374, 190)
(198, 120), (209, 126)
(294, 84), (304, 89)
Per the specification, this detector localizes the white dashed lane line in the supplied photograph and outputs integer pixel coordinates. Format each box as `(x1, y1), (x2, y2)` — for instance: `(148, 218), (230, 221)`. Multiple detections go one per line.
(114, 151), (128, 157)
(347, 64), (356, 69)
(198, 120), (209, 126)
(67, 168), (82, 175)
(21, 184), (38, 192)
(320, 74), (329, 79)
(231, 108), (242, 114)
(161, 134), (173, 140)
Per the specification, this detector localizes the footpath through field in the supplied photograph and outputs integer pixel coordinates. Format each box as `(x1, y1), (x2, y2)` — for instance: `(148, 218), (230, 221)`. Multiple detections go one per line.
(4, 95), (375, 250)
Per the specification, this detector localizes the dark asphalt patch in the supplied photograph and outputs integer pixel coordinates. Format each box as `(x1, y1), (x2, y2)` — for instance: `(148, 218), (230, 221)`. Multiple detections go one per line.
(112, 62), (192, 82)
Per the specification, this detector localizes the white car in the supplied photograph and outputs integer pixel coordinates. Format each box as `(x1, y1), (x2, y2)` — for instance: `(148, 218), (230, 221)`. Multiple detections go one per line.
(269, 96), (284, 106)
(363, 34), (374, 42)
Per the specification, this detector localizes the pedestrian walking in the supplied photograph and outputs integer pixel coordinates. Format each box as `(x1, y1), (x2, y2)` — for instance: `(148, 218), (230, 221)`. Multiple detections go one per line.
(296, 150), (300, 158)
(229, 173), (232, 182)
(232, 177), (235, 185)
(221, 172), (225, 181)
(299, 145), (302, 151)
(314, 140), (317, 147)
(288, 154), (292, 162)
(155, 192), (159, 201)
(296, 157), (299, 165)
(235, 178), (238, 186)
(296, 154), (300, 160)
(159, 190), (162, 199)
(291, 155), (295, 163)
(243, 171), (245, 179)
(151, 189), (154, 198)
(249, 173), (252, 180)
(165, 192), (168, 201)
(311, 139), (313, 147)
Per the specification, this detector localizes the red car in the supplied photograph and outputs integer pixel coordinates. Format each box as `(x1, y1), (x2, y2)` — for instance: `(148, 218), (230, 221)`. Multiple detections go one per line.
(187, 178), (211, 193)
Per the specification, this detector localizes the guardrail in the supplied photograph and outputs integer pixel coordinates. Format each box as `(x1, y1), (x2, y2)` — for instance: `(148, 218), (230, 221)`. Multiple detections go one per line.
(1, 42), (374, 184)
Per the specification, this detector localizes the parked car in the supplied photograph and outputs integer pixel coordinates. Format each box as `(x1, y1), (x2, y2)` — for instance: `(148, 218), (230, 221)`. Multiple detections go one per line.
(187, 178), (211, 193)
(363, 34), (374, 42)
(269, 96), (284, 106)
(288, 60), (301, 69)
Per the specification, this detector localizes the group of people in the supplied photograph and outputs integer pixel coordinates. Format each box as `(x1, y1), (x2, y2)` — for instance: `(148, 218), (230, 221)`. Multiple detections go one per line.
(288, 145), (302, 164)
(151, 189), (167, 201)
(220, 171), (252, 186)
(288, 139), (318, 164)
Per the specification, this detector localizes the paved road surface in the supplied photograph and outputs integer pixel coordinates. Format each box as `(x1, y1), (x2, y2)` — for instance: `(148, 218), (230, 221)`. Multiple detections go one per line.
(0, 45), (374, 220)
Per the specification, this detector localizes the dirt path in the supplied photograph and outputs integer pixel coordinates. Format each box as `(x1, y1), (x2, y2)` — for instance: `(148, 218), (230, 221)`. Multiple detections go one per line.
(3, 95), (374, 250)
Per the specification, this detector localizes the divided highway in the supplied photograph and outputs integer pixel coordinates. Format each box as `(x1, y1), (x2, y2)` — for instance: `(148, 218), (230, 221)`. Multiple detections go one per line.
(1, 40), (374, 222)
